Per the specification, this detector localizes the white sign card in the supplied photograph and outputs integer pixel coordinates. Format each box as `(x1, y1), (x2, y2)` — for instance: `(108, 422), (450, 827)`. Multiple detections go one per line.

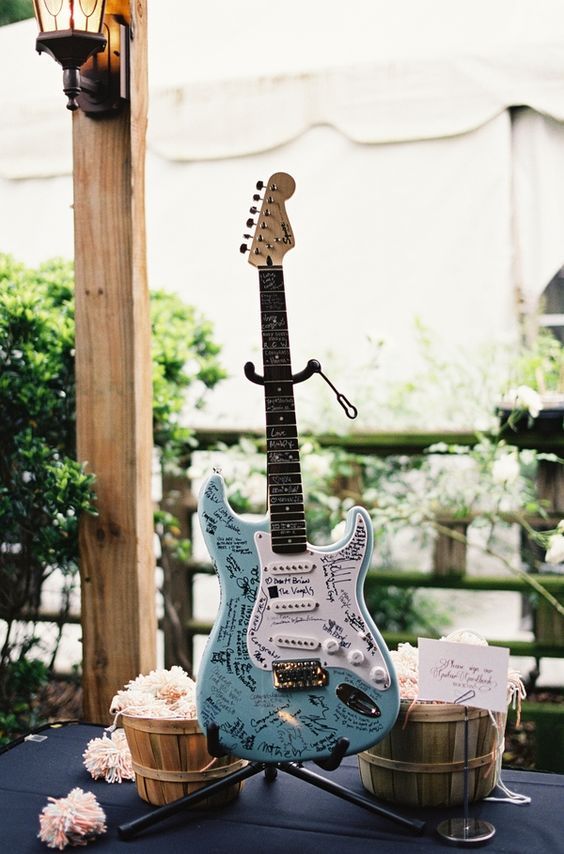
(417, 638), (510, 713)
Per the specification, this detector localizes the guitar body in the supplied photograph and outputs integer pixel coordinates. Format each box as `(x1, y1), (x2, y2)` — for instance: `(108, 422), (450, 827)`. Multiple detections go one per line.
(196, 472), (400, 762)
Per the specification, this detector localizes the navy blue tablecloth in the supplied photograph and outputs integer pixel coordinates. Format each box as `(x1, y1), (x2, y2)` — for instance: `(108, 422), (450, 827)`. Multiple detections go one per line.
(0, 722), (562, 853)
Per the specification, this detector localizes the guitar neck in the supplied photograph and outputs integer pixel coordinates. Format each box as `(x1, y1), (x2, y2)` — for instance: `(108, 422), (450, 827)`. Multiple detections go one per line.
(259, 267), (307, 554)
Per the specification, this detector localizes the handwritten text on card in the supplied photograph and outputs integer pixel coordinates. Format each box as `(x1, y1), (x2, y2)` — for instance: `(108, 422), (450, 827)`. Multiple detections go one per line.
(417, 638), (509, 712)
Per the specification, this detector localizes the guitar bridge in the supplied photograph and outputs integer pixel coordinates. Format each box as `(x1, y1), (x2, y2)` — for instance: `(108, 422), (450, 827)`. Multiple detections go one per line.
(272, 658), (328, 690)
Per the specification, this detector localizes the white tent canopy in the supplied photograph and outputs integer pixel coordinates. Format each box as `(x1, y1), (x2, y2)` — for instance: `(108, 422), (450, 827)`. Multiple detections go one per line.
(1, 0), (564, 428)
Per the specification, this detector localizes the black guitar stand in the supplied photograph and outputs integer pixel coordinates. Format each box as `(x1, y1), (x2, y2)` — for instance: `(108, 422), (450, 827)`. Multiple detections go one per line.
(117, 359), (423, 841)
(118, 724), (426, 840)
(244, 357), (358, 419)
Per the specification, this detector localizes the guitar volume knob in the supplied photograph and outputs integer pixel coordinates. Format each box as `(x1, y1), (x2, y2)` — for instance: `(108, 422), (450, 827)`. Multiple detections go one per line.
(322, 638), (340, 655)
(347, 649), (365, 666)
(370, 666), (388, 687)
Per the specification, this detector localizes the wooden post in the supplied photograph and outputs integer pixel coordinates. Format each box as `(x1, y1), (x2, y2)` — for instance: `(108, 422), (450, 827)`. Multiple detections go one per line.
(432, 520), (468, 577)
(73, 0), (156, 722)
(160, 473), (196, 674)
(536, 458), (564, 515)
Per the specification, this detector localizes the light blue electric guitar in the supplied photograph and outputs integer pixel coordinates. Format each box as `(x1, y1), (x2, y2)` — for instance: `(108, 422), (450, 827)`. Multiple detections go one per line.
(196, 173), (399, 763)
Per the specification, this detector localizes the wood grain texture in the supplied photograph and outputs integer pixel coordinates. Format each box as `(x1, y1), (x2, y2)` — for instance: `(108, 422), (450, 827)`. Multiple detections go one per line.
(73, 0), (156, 723)
(358, 702), (505, 807)
(122, 716), (245, 806)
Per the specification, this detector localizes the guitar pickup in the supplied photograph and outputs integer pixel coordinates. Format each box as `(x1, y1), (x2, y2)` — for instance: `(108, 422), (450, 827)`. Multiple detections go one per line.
(271, 597), (317, 612)
(273, 634), (320, 650)
(267, 560), (314, 575)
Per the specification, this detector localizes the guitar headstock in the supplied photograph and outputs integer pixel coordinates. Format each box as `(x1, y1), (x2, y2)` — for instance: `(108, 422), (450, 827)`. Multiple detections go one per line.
(240, 172), (296, 268)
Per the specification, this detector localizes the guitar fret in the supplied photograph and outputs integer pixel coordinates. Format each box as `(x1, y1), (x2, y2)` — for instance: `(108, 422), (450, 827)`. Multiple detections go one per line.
(268, 442), (299, 451)
(263, 351), (291, 366)
(267, 425), (298, 439)
(268, 441), (298, 452)
(263, 341), (289, 347)
(270, 505), (305, 528)
(270, 481), (302, 493)
(262, 314), (288, 331)
(264, 366), (295, 382)
(264, 380), (294, 391)
(267, 438), (299, 451)
(267, 452), (300, 465)
(271, 530), (307, 537)
(269, 494), (304, 505)
(265, 394), (293, 408)
(259, 270), (285, 292)
(270, 507), (305, 517)
(266, 413), (296, 427)
(269, 472), (303, 485)
(269, 487), (302, 497)
(268, 462), (302, 475)
(263, 331), (290, 348)
(269, 540), (308, 554)
(260, 294), (287, 311)
(271, 521), (307, 533)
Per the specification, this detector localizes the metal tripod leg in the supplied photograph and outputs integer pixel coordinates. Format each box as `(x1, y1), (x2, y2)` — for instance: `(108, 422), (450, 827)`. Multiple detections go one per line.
(118, 758), (425, 840)
(281, 762), (425, 834)
(117, 761), (266, 840)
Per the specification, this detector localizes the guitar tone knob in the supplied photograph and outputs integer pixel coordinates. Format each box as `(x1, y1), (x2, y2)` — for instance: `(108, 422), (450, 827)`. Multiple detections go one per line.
(370, 666), (388, 686)
(347, 649), (365, 666)
(322, 638), (340, 655)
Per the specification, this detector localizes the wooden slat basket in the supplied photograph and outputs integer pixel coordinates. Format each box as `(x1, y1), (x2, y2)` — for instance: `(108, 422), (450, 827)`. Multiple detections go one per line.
(358, 701), (506, 808)
(122, 715), (247, 807)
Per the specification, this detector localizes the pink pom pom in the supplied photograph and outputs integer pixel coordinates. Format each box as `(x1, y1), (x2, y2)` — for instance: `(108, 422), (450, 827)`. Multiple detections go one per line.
(38, 788), (106, 849)
(83, 729), (134, 783)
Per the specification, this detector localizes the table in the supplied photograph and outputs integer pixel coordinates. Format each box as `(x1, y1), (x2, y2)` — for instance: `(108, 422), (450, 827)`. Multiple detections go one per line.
(1, 722), (562, 853)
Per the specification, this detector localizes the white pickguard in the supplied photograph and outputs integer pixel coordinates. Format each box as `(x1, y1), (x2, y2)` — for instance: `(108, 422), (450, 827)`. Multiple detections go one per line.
(247, 513), (392, 691)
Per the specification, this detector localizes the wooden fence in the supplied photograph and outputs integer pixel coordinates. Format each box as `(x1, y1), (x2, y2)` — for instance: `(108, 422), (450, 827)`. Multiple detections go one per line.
(160, 426), (564, 772)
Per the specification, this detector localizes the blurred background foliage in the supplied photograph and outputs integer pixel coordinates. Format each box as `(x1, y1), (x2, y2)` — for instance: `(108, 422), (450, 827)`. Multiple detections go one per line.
(0, 253), (225, 743)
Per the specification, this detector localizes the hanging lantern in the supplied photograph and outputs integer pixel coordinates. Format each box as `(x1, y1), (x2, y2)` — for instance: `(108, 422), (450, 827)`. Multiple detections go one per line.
(32, 1), (108, 111)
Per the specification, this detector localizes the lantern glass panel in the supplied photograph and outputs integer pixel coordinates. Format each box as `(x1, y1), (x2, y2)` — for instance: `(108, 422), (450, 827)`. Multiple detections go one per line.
(33, 1), (106, 34)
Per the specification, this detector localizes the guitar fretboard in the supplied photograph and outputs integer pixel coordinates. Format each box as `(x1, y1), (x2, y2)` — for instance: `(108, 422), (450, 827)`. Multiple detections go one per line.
(259, 267), (307, 554)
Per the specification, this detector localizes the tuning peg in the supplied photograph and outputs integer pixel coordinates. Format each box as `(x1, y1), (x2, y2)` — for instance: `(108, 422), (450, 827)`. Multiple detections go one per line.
(246, 218), (255, 228)
(256, 180), (264, 190)
(253, 193), (261, 201)
(249, 206), (258, 214)
(240, 243), (249, 254)
(243, 233), (252, 239)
